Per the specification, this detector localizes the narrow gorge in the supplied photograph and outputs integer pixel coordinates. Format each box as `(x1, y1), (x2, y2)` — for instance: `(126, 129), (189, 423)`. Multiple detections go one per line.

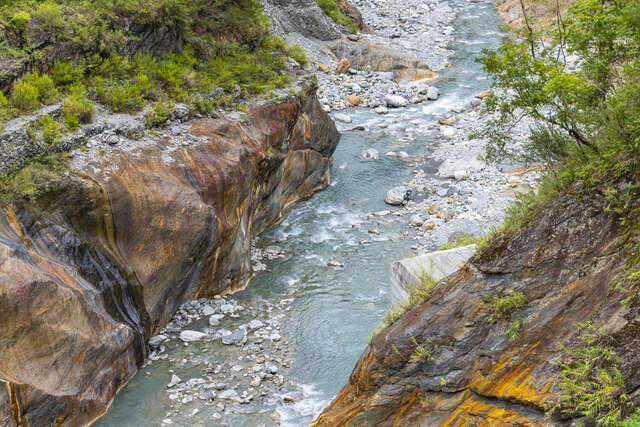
(1, 0), (639, 426)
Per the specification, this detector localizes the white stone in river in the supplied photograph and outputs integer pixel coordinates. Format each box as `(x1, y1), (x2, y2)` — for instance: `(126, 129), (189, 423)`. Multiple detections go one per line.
(360, 148), (379, 161)
(426, 86), (439, 100)
(180, 330), (207, 342)
(167, 374), (181, 388)
(441, 126), (456, 137)
(209, 314), (224, 326)
(398, 151), (409, 159)
(374, 106), (389, 114)
(334, 113), (352, 123)
(202, 305), (215, 316)
(218, 389), (242, 402)
(384, 94), (408, 108)
(409, 214), (423, 226)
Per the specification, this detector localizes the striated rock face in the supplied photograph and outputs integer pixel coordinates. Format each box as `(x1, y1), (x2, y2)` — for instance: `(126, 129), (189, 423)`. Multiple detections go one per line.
(313, 185), (640, 426)
(0, 88), (340, 426)
(495, 0), (576, 31)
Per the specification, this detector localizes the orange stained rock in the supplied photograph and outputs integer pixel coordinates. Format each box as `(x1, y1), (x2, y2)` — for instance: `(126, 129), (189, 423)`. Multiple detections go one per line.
(442, 393), (548, 426)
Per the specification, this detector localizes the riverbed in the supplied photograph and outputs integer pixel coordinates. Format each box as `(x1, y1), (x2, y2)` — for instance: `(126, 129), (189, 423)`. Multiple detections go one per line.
(95, 1), (516, 425)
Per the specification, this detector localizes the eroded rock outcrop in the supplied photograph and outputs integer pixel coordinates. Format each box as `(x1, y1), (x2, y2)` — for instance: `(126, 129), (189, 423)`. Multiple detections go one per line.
(0, 86), (339, 426)
(313, 184), (640, 426)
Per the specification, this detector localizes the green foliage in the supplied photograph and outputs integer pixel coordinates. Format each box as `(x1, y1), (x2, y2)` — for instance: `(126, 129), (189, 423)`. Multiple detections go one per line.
(0, 92), (7, 108)
(24, 71), (58, 104)
(438, 233), (486, 251)
(286, 44), (309, 68)
(0, 153), (69, 205)
(409, 336), (437, 364)
(549, 322), (628, 427)
(621, 408), (640, 427)
(146, 99), (174, 128)
(61, 88), (93, 128)
(39, 114), (61, 144)
(11, 81), (40, 111)
(475, 0), (640, 238)
(315, 0), (358, 33)
(52, 62), (78, 88)
(484, 289), (526, 323)
(97, 81), (144, 113)
(505, 318), (523, 341)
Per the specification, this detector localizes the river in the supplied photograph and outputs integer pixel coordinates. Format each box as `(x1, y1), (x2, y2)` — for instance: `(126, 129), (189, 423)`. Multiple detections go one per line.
(95, 1), (508, 425)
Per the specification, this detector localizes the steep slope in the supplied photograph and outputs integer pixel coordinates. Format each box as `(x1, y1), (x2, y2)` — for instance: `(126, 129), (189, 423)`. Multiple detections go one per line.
(313, 183), (640, 426)
(0, 85), (340, 426)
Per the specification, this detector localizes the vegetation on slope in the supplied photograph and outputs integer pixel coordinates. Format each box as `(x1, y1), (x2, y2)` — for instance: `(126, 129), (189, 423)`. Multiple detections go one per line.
(316, 0), (358, 34)
(476, 0), (640, 423)
(0, 0), (308, 127)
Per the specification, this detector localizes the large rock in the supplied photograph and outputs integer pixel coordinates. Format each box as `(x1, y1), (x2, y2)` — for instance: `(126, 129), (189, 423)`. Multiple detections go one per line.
(384, 186), (411, 205)
(313, 185), (640, 426)
(262, 0), (342, 41)
(330, 41), (437, 83)
(384, 94), (408, 108)
(0, 85), (340, 426)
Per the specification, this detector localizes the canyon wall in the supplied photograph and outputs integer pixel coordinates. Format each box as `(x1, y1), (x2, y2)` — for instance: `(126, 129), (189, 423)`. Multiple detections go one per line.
(0, 86), (340, 426)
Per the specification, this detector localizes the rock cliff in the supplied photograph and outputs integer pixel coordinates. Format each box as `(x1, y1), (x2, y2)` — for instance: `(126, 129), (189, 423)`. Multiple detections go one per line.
(313, 184), (640, 426)
(0, 85), (339, 426)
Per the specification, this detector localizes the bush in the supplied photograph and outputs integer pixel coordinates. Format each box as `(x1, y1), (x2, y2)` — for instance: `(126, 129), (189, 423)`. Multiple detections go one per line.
(316, 0), (356, 32)
(99, 82), (144, 113)
(39, 114), (61, 144)
(409, 336), (437, 364)
(11, 81), (40, 111)
(0, 153), (68, 204)
(0, 92), (8, 108)
(24, 71), (58, 104)
(62, 89), (94, 126)
(484, 290), (526, 323)
(146, 99), (173, 128)
(286, 44), (309, 68)
(52, 62), (77, 87)
(549, 322), (627, 427)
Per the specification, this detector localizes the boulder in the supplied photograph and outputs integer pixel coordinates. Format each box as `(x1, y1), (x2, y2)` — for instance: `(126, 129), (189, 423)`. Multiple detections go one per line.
(180, 330), (208, 342)
(336, 58), (350, 74)
(384, 95), (408, 108)
(384, 186), (411, 205)
(360, 148), (379, 161)
(348, 94), (361, 105)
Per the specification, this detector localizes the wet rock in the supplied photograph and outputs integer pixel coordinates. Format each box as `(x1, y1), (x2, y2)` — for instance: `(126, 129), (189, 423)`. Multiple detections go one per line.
(327, 261), (345, 268)
(218, 389), (242, 403)
(248, 320), (264, 330)
(409, 214), (423, 226)
(167, 375), (181, 388)
(221, 329), (246, 345)
(373, 106), (389, 115)
(426, 86), (439, 100)
(202, 305), (215, 316)
(360, 148), (379, 161)
(385, 186), (411, 205)
(220, 304), (235, 314)
(267, 364), (279, 374)
(209, 314), (224, 326)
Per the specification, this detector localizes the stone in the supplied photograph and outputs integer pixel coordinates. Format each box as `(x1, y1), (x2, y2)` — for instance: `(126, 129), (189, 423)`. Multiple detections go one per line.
(409, 214), (423, 226)
(437, 157), (486, 179)
(318, 64), (329, 73)
(202, 391), (216, 400)
(347, 34), (359, 41)
(373, 106), (389, 115)
(148, 334), (167, 349)
(221, 329), (245, 345)
(248, 319), (264, 330)
(218, 389), (242, 403)
(250, 376), (262, 387)
(209, 314), (224, 326)
(180, 330), (207, 342)
(428, 204), (440, 215)
(384, 94), (408, 108)
(385, 186), (411, 206)
(167, 375), (181, 388)
(267, 364), (279, 374)
(439, 119), (455, 125)
(336, 58), (350, 74)
(360, 148), (379, 161)
(202, 305), (215, 316)
(426, 86), (439, 100)
(283, 395), (295, 403)
(334, 113), (352, 123)
(475, 89), (492, 99)
(220, 303), (235, 314)
(348, 94), (361, 106)
(423, 222), (435, 231)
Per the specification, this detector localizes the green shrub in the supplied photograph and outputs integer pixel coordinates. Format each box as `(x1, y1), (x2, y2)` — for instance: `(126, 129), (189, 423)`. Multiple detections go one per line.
(0, 153), (68, 204)
(0, 92), (8, 108)
(505, 318), (523, 341)
(11, 81), (40, 111)
(621, 408), (640, 427)
(549, 322), (627, 427)
(409, 336), (437, 364)
(63, 114), (79, 131)
(35, 1), (63, 32)
(315, 0), (357, 32)
(52, 62), (77, 87)
(24, 72), (58, 104)
(62, 89), (94, 125)
(438, 233), (486, 251)
(146, 99), (173, 128)
(100, 82), (144, 113)
(39, 114), (61, 144)
(484, 290), (526, 323)
(286, 44), (309, 68)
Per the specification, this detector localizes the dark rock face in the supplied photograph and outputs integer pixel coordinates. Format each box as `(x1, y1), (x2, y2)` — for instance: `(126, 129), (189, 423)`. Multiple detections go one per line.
(0, 89), (340, 426)
(313, 186), (640, 426)
(263, 0), (343, 40)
